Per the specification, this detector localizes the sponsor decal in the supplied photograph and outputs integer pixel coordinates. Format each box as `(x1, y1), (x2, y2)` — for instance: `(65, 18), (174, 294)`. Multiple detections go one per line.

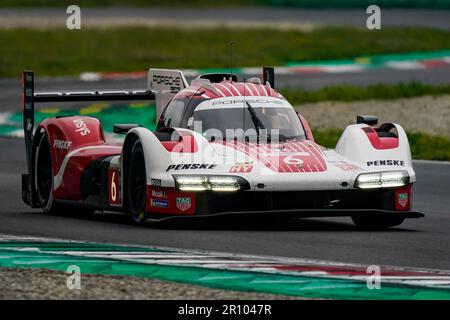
(73, 118), (91, 136)
(176, 197), (192, 212)
(151, 189), (167, 198)
(397, 192), (409, 208)
(150, 199), (169, 208)
(395, 186), (411, 211)
(152, 74), (182, 93)
(53, 139), (72, 150)
(166, 164), (216, 171)
(150, 178), (161, 187)
(229, 164), (253, 173)
(333, 163), (362, 171)
(367, 160), (405, 167)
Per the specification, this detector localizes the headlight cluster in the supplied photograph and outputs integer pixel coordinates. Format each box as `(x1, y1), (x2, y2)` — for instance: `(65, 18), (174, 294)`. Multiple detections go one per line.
(174, 175), (249, 192)
(355, 171), (409, 189)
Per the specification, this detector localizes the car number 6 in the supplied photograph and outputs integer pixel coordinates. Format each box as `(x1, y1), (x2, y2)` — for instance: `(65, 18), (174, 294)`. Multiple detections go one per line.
(111, 172), (117, 202)
(283, 156), (304, 165)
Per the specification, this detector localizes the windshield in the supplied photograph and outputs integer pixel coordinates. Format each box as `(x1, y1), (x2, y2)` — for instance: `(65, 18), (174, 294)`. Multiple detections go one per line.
(191, 100), (306, 141)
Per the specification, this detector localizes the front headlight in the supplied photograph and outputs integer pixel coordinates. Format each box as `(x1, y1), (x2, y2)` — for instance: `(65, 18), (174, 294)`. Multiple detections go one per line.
(355, 171), (409, 189)
(173, 175), (249, 192)
(174, 176), (209, 191)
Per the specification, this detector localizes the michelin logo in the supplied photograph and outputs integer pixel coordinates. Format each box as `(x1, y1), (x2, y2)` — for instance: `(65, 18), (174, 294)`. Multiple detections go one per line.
(150, 199), (169, 208)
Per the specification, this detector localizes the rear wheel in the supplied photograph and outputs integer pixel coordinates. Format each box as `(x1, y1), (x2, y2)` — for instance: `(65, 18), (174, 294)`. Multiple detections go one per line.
(34, 133), (94, 216)
(127, 139), (147, 224)
(351, 216), (405, 228)
(35, 133), (54, 212)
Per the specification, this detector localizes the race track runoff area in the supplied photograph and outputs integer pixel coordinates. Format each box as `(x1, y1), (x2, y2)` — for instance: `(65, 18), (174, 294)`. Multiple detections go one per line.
(0, 102), (156, 138)
(1, 234), (449, 300)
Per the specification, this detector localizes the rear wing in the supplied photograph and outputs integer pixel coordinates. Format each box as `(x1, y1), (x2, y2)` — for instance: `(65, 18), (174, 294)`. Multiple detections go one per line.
(147, 67), (273, 119)
(22, 70), (155, 206)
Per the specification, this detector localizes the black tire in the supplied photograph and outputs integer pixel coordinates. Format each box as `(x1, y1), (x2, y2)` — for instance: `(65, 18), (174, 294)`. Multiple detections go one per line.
(35, 133), (94, 216)
(127, 139), (147, 224)
(35, 133), (54, 212)
(351, 215), (405, 228)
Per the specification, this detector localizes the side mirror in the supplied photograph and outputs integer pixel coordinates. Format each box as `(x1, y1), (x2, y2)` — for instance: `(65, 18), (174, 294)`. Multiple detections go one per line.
(187, 117), (194, 129)
(357, 115), (378, 125)
(113, 124), (142, 134)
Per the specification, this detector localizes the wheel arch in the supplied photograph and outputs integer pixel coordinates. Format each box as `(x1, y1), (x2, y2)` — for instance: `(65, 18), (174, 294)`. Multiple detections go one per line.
(121, 127), (171, 209)
(37, 116), (106, 181)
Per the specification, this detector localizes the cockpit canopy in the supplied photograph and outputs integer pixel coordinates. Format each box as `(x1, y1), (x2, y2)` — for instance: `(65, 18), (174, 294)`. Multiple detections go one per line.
(157, 95), (306, 142)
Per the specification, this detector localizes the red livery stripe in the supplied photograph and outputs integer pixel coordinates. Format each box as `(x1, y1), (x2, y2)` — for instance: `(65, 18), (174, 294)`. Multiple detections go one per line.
(217, 140), (327, 173)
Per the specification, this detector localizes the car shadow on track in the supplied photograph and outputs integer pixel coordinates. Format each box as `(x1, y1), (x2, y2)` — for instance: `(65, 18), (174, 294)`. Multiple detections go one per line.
(147, 216), (416, 232)
(37, 209), (417, 232)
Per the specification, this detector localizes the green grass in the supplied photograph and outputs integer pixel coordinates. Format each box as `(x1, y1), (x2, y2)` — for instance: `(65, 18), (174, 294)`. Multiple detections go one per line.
(2, 0), (449, 8)
(313, 129), (343, 149)
(314, 129), (450, 161)
(1, 26), (450, 77)
(407, 132), (450, 161)
(280, 82), (450, 104)
(0, 0), (259, 7)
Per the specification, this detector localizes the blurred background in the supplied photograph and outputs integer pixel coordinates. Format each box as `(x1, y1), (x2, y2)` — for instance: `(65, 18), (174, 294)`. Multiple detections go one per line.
(0, 0), (449, 160)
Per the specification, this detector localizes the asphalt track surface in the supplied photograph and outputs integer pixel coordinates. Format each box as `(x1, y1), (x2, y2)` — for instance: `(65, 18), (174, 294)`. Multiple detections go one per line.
(2, 64), (450, 111)
(0, 136), (449, 270)
(0, 8), (449, 281)
(1, 8), (450, 30)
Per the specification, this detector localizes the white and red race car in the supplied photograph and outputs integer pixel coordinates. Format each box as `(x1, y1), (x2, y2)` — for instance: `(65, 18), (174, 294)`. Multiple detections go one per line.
(21, 68), (423, 227)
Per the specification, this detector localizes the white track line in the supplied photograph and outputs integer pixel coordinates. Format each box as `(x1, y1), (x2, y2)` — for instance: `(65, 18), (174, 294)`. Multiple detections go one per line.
(413, 159), (450, 165)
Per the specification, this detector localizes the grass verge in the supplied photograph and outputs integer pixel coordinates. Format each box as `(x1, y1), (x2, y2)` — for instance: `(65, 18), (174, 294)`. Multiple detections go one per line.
(1, 26), (450, 77)
(2, 0), (449, 8)
(314, 129), (450, 161)
(280, 83), (450, 104)
(0, 0), (258, 7)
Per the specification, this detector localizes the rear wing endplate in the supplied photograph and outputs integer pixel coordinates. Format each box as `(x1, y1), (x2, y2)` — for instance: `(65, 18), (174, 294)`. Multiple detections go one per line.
(148, 68), (188, 119)
(22, 70), (155, 206)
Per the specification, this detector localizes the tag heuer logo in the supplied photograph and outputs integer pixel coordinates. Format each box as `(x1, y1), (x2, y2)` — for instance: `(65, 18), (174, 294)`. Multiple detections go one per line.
(176, 197), (191, 212)
(398, 193), (408, 208)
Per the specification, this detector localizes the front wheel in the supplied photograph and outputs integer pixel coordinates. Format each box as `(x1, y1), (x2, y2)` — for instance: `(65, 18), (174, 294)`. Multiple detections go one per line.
(127, 139), (147, 224)
(351, 215), (405, 228)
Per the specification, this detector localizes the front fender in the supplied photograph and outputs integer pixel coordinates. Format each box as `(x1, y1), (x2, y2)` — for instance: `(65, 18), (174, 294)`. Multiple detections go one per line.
(335, 123), (415, 182)
(122, 127), (216, 188)
(123, 127), (171, 186)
